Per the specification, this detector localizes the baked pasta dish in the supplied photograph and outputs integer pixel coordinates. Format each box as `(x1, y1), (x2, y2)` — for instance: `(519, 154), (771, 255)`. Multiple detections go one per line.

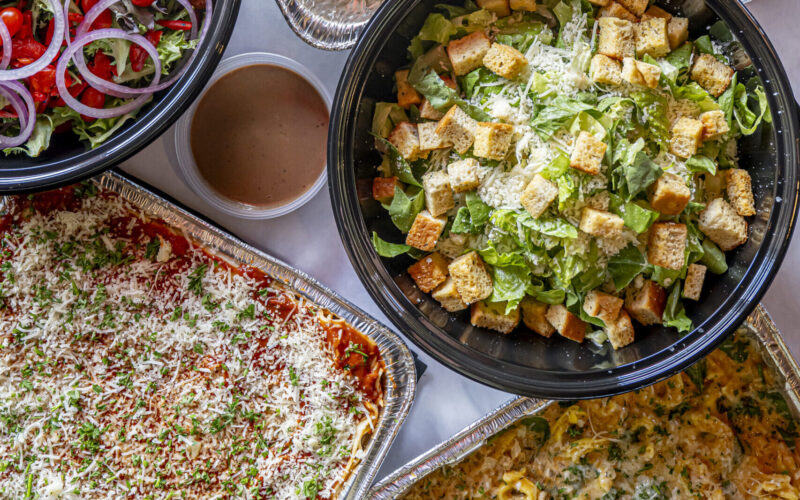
(403, 330), (800, 499)
(0, 184), (385, 499)
(369, 0), (770, 348)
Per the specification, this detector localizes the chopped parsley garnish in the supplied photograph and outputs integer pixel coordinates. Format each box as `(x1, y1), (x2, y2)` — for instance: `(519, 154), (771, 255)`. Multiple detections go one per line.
(188, 265), (207, 296)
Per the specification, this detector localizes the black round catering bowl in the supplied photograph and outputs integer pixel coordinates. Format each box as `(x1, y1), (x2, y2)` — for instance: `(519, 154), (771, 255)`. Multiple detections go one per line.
(0, 0), (240, 194)
(328, 0), (800, 398)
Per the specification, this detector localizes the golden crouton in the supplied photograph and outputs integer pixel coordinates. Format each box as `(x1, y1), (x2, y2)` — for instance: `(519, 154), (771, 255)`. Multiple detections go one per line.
(449, 251), (494, 304)
(420, 100), (445, 121)
(521, 174), (558, 219)
(669, 117), (704, 159)
(372, 176), (399, 203)
(668, 17), (689, 49)
(725, 168), (756, 217)
(509, 0), (536, 11)
(432, 277), (468, 312)
(599, 2), (638, 23)
(635, 17), (671, 58)
(477, 0), (511, 17)
(422, 170), (455, 217)
(418, 121), (453, 154)
(580, 208), (624, 238)
(447, 158), (482, 193)
(471, 301), (520, 334)
(570, 131), (607, 175)
(703, 171), (727, 201)
(520, 297), (556, 338)
(389, 122), (424, 161)
(590, 54), (623, 86)
(698, 198), (748, 251)
(607, 310), (635, 349)
(546, 305), (587, 343)
(617, 0), (647, 16)
(625, 280), (666, 326)
(635, 60), (662, 88)
(621, 57), (646, 86)
(649, 172), (691, 215)
(647, 222), (687, 270)
(483, 43), (528, 80)
(408, 253), (450, 293)
(395, 69), (422, 109)
(641, 5), (671, 21)
(406, 210), (447, 251)
(473, 122), (514, 160)
(583, 290), (624, 325)
(700, 110), (730, 141)
(598, 17), (636, 60)
(587, 0), (609, 4)
(435, 106), (478, 154)
(683, 263), (707, 301)
(691, 54), (734, 97)
(447, 32), (492, 76)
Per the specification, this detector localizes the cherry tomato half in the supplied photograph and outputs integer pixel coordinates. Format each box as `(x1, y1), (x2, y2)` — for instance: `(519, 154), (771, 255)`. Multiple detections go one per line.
(0, 7), (23, 40)
(80, 0), (112, 30)
(79, 87), (105, 122)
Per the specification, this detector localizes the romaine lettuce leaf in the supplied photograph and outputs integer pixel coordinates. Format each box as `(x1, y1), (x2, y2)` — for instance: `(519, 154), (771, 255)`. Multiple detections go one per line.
(417, 13), (458, 45)
(488, 265), (530, 313)
(664, 283), (693, 333)
(372, 135), (422, 187)
(686, 155), (717, 175)
(3, 116), (53, 157)
(608, 245), (649, 291)
(620, 201), (659, 234)
(531, 97), (595, 140)
(371, 102), (408, 138)
(387, 186), (425, 233)
(412, 70), (492, 121)
(372, 232), (413, 258)
(613, 151), (663, 201)
(630, 91), (670, 151)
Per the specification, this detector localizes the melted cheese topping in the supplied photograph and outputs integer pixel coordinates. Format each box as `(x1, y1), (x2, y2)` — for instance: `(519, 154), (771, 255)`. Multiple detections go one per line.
(404, 331), (800, 499)
(0, 187), (384, 499)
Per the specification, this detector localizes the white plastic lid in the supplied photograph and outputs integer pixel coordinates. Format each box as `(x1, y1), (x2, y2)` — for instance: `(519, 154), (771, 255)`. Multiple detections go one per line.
(173, 52), (331, 219)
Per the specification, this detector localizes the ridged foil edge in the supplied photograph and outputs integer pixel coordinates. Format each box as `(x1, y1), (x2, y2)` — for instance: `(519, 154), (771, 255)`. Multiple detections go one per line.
(274, 0), (380, 51)
(83, 171), (417, 500)
(369, 304), (795, 499)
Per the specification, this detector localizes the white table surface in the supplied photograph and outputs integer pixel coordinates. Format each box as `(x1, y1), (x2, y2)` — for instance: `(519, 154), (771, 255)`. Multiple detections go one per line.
(120, 0), (800, 482)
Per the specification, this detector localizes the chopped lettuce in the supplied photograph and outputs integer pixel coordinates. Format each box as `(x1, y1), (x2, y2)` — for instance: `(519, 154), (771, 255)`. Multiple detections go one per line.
(3, 116), (54, 157)
(612, 151), (663, 201)
(452, 192), (492, 234)
(630, 91), (670, 151)
(417, 13), (458, 45)
(531, 97), (595, 140)
(608, 245), (649, 291)
(664, 283), (693, 333)
(386, 186), (425, 233)
(686, 155), (717, 176)
(156, 30), (199, 75)
(371, 135), (421, 187)
(412, 70), (492, 121)
(371, 232), (414, 258)
(371, 102), (408, 138)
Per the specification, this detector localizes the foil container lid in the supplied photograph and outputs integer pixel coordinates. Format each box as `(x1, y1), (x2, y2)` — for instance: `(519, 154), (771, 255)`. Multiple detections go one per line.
(275, 0), (383, 50)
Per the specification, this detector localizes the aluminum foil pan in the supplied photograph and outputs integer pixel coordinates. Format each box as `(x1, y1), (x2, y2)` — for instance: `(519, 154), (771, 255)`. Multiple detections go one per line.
(369, 305), (797, 499)
(274, 0), (383, 50)
(87, 170), (417, 500)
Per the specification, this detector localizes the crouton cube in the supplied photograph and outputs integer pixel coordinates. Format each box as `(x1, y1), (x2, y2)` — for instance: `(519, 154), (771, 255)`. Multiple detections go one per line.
(483, 43), (528, 80)
(447, 32), (492, 76)
(590, 54), (623, 86)
(449, 251), (494, 304)
(406, 210), (447, 251)
(546, 305), (587, 343)
(395, 69), (422, 109)
(418, 121), (453, 152)
(389, 122), (423, 161)
(635, 60), (662, 88)
(649, 172), (691, 215)
(683, 263), (707, 301)
(408, 253), (450, 293)
(435, 106), (478, 154)
(583, 290), (624, 324)
(617, 0), (647, 16)
(509, 0), (536, 11)
(422, 170), (455, 217)
(698, 198), (748, 251)
(599, 2), (638, 23)
(447, 158), (482, 193)
(641, 5), (671, 21)
(470, 301), (520, 334)
(473, 122), (514, 160)
(700, 110), (730, 141)
(432, 277), (468, 312)
(570, 131), (607, 175)
(607, 310), (635, 349)
(691, 54), (734, 97)
(372, 176), (399, 203)
(598, 17), (636, 60)
(635, 17), (671, 58)
(477, 0), (510, 17)
(625, 280), (666, 326)
(420, 100), (445, 120)
(668, 17), (689, 49)
(521, 174), (558, 219)
(621, 57), (646, 86)
(580, 208), (624, 238)
(520, 297), (556, 338)
(669, 117), (704, 159)
(725, 168), (756, 217)
(647, 222), (687, 270)
(587, 0), (609, 5)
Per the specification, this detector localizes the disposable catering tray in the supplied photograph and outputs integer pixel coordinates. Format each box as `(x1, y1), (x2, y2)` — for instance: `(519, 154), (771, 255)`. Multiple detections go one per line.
(369, 305), (799, 499)
(83, 170), (418, 500)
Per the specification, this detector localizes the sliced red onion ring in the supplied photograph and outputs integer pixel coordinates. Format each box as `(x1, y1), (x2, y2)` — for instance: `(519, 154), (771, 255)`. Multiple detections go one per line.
(0, 0), (65, 81)
(0, 81), (36, 148)
(56, 29), (160, 119)
(0, 20), (11, 70)
(73, 0), (211, 96)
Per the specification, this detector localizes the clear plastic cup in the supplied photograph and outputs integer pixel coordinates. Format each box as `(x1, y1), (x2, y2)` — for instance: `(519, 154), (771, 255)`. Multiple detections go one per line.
(173, 52), (331, 219)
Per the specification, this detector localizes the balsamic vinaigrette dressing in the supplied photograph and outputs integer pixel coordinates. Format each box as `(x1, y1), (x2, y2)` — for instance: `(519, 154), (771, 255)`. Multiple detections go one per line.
(190, 64), (329, 208)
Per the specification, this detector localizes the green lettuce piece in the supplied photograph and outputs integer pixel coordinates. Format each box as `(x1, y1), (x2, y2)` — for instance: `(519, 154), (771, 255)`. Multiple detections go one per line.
(412, 70), (492, 121)
(371, 232), (412, 258)
(718, 72), (737, 127)
(663, 283), (693, 333)
(479, 242), (528, 268)
(451, 207), (475, 234)
(532, 288), (566, 305)
(3, 116), (54, 157)
(460, 67), (499, 99)
(664, 42), (693, 82)
(540, 153), (570, 180)
(372, 135), (421, 187)
(387, 186), (425, 233)
(621, 202), (659, 234)
(631, 91), (670, 150)
(157, 30), (198, 74)
(673, 82), (720, 112)
(686, 155), (717, 176)
(651, 266), (682, 288)
(550, 250), (585, 289)
(614, 151), (663, 201)
(608, 245), (649, 290)
(408, 45), (452, 84)
(434, 1), (479, 18)
(694, 35), (715, 56)
(734, 78), (771, 136)
(556, 173), (577, 210)
(452, 192), (492, 234)
(519, 214), (579, 239)
(488, 265), (530, 313)
(566, 291), (605, 328)
(531, 97), (594, 140)
(417, 13), (458, 45)
(371, 102), (408, 138)
(50, 98), (145, 149)
(700, 239), (728, 274)
(495, 20), (548, 52)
